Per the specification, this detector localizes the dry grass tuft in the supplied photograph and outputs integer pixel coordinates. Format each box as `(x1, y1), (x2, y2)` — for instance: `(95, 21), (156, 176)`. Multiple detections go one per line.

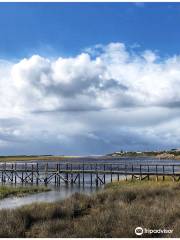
(0, 178), (180, 237)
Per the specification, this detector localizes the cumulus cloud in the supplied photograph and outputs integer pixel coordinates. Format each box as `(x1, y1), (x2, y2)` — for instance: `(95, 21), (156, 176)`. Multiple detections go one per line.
(5, 42), (180, 113)
(0, 42), (180, 154)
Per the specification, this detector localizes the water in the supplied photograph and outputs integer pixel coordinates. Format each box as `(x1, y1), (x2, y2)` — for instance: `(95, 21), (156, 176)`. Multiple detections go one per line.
(0, 185), (98, 210)
(0, 156), (180, 210)
(2, 156), (180, 168)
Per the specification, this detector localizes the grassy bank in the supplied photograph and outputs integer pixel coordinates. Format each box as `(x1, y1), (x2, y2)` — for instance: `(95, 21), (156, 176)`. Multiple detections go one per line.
(0, 155), (81, 162)
(0, 185), (50, 199)
(0, 178), (180, 237)
(1, 153), (180, 162)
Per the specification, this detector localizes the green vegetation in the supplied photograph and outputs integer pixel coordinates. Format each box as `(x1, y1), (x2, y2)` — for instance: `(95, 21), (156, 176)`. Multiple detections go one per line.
(0, 185), (50, 199)
(0, 178), (180, 237)
(0, 155), (79, 162)
(1, 150), (180, 162)
(109, 150), (180, 159)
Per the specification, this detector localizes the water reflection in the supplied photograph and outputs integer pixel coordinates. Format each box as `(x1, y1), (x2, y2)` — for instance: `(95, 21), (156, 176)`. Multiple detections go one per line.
(0, 184), (99, 210)
(1, 156), (180, 210)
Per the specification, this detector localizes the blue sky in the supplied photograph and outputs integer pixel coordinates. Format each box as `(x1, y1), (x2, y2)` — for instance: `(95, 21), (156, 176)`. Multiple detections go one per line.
(0, 2), (180, 59)
(1, 3), (180, 155)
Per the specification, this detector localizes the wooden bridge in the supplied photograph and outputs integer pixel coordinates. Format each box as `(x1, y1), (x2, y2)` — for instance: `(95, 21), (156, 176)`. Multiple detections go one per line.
(0, 162), (180, 186)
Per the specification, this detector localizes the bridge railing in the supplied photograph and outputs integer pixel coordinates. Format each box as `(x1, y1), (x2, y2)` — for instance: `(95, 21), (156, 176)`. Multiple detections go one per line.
(0, 162), (180, 175)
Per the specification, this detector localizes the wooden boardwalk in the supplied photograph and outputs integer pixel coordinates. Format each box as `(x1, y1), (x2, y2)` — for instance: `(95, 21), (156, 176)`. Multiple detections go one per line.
(0, 162), (180, 186)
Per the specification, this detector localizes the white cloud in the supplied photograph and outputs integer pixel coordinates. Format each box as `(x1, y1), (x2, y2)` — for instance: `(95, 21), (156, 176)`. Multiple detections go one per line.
(0, 42), (180, 154)
(6, 42), (180, 113)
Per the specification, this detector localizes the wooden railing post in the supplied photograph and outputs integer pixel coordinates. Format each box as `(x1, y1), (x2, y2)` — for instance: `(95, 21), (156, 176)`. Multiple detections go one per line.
(55, 163), (58, 185)
(4, 163), (6, 182)
(58, 164), (61, 185)
(82, 163), (85, 186)
(90, 164), (93, 186)
(125, 164), (127, 181)
(131, 165), (134, 180)
(11, 164), (13, 182)
(71, 163), (73, 185)
(156, 165), (158, 181)
(111, 164), (113, 182)
(15, 163), (17, 184)
(163, 165), (165, 181)
(22, 163), (24, 184)
(96, 163), (98, 186)
(104, 164), (106, 184)
(66, 163), (69, 184)
(140, 165), (142, 180)
(44, 163), (48, 185)
(36, 163), (39, 185)
(147, 165), (150, 180)
(78, 164), (81, 185)
(118, 165), (120, 181)
(31, 164), (34, 183)
(1, 163), (4, 182)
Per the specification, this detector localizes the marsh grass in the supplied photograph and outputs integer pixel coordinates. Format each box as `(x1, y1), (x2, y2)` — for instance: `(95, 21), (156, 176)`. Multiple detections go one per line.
(0, 178), (180, 237)
(0, 185), (50, 199)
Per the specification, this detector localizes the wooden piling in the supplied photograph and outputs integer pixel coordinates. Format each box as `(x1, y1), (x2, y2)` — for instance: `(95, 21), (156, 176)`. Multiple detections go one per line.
(131, 165), (134, 180)
(31, 164), (34, 183)
(58, 164), (61, 185)
(11, 164), (14, 183)
(15, 163), (17, 184)
(156, 165), (158, 181)
(140, 165), (142, 180)
(4, 163), (6, 182)
(90, 164), (93, 186)
(66, 163), (69, 184)
(96, 163), (98, 186)
(111, 164), (112, 182)
(71, 163), (73, 185)
(163, 165), (165, 181)
(1, 163), (4, 182)
(0, 162), (180, 186)
(82, 163), (85, 186)
(44, 163), (48, 185)
(118, 165), (120, 181)
(22, 163), (25, 184)
(25, 163), (27, 184)
(78, 164), (81, 185)
(55, 164), (58, 185)
(125, 164), (127, 181)
(104, 164), (106, 184)
(36, 163), (39, 185)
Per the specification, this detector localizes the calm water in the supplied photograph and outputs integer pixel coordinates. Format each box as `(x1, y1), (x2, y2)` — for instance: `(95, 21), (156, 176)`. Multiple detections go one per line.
(0, 156), (179, 210)
(5, 156), (180, 165)
(0, 185), (99, 210)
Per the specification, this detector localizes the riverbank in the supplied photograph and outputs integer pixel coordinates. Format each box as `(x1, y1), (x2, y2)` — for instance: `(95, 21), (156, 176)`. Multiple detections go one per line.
(0, 155), (78, 162)
(1, 153), (180, 163)
(0, 185), (50, 199)
(0, 178), (179, 237)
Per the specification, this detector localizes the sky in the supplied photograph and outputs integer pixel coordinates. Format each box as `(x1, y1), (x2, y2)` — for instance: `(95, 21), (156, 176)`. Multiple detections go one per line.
(1, 2), (180, 155)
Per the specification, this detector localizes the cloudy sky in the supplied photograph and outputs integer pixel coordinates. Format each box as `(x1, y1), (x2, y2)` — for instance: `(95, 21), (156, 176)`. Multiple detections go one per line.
(1, 2), (180, 155)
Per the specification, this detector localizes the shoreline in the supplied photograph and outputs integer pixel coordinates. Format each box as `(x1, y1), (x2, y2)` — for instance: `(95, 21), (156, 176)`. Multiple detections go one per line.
(0, 178), (179, 237)
(0, 185), (50, 200)
(0, 155), (178, 163)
